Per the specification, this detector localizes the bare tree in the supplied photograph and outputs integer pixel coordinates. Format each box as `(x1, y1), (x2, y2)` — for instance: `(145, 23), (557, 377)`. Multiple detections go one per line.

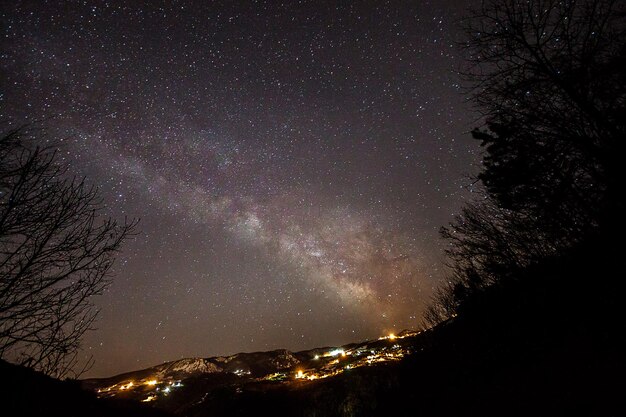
(464, 0), (626, 239)
(0, 126), (136, 378)
(427, 0), (625, 324)
(423, 281), (457, 328)
(425, 198), (557, 327)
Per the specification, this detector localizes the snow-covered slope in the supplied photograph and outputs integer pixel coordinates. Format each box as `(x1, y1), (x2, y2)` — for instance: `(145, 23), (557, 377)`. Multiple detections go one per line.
(154, 358), (222, 376)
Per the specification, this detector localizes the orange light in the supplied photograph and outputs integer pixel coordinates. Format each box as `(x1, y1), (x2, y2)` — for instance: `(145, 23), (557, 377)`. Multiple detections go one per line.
(119, 381), (134, 390)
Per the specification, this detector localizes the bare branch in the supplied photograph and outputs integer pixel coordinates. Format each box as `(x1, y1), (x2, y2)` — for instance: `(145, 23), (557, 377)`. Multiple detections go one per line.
(0, 126), (138, 378)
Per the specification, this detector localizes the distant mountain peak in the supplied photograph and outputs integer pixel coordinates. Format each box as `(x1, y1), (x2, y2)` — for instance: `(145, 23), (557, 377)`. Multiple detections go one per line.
(155, 358), (220, 376)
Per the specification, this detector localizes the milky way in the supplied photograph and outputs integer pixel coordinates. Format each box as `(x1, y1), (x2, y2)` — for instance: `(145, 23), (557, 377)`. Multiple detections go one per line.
(1, 0), (478, 376)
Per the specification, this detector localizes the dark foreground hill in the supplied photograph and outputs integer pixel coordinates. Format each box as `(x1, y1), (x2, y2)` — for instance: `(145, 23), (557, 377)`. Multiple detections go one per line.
(297, 236), (625, 417)
(0, 359), (171, 417)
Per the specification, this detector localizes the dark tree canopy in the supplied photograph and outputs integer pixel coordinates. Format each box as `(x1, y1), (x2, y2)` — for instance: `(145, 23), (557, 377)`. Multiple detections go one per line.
(468, 0), (626, 237)
(426, 0), (626, 325)
(0, 127), (136, 378)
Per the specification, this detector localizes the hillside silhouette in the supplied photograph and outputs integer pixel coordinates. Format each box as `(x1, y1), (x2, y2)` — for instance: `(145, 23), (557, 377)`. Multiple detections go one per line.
(0, 359), (171, 417)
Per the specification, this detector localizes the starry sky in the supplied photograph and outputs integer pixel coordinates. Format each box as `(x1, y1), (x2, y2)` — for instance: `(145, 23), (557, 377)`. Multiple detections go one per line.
(1, 0), (479, 377)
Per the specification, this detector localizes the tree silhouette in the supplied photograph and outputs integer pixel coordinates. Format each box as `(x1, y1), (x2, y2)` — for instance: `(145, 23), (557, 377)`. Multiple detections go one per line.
(467, 0), (625, 238)
(428, 0), (626, 324)
(0, 127), (137, 378)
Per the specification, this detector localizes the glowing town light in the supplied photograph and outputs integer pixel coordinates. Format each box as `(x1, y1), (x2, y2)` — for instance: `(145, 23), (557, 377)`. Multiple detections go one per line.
(328, 349), (345, 357)
(388, 333), (396, 340)
(119, 381), (134, 390)
(142, 395), (157, 402)
(296, 370), (304, 379)
(146, 380), (158, 386)
(163, 387), (171, 394)
(314, 355), (320, 360)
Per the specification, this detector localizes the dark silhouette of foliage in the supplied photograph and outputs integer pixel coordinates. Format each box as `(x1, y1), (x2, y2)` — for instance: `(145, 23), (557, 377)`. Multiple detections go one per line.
(427, 0), (626, 325)
(426, 200), (551, 325)
(0, 126), (137, 378)
(468, 0), (626, 236)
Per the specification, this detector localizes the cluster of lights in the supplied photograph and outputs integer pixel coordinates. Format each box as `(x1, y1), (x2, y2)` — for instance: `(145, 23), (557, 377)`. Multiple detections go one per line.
(119, 381), (134, 390)
(95, 331), (420, 398)
(378, 331), (424, 341)
(290, 332), (415, 382)
(294, 368), (338, 381)
(96, 378), (184, 402)
(379, 333), (396, 340)
(324, 349), (347, 357)
(233, 369), (251, 376)
(263, 372), (287, 381)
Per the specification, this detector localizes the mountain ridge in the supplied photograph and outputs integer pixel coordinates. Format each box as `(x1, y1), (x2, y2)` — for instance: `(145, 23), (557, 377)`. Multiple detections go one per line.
(81, 329), (422, 402)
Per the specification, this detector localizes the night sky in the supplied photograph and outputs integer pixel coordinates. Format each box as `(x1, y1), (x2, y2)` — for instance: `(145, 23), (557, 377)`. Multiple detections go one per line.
(1, 0), (479, 377)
